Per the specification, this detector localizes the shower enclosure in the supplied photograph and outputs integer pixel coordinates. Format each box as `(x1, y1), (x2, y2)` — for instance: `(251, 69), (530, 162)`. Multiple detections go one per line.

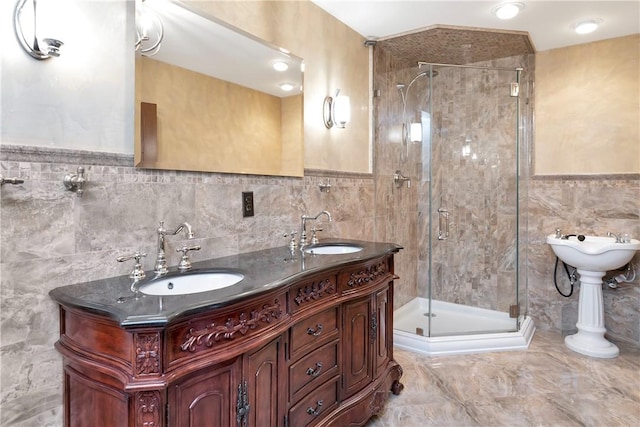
(386, 61), (535, 355)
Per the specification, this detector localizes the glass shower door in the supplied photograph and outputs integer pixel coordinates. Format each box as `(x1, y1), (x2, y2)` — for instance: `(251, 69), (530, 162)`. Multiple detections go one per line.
(427, 64), (521, 337)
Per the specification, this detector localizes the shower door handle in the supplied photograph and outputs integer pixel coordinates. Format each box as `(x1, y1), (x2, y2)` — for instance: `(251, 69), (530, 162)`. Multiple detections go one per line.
(437, 208), (449, 240)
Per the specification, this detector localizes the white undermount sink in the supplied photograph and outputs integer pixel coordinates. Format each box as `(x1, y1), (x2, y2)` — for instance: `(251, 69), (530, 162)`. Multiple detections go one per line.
(546, 234), (640, 271)
(304, 244), (363, 255)
(138, 271), (244, 296)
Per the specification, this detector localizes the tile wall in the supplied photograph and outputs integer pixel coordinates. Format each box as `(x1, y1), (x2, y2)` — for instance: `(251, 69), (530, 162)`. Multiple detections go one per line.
(0, 146), (375, 426)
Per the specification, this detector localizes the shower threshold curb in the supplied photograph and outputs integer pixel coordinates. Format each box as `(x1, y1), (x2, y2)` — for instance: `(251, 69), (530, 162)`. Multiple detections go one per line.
(393, 301), (536, 356)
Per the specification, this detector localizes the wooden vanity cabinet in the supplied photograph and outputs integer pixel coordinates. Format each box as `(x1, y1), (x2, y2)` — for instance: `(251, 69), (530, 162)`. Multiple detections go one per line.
(54, 254), (403, 427)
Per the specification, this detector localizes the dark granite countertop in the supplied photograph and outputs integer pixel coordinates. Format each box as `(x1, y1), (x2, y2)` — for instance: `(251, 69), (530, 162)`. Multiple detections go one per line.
(49, 240), (402, 328)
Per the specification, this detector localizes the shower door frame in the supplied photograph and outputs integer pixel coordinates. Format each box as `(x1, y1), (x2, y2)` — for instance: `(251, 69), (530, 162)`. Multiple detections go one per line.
(421, 62), (524, 338)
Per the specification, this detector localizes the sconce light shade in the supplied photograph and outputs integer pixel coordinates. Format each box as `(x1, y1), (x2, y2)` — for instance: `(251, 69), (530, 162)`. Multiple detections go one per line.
(410, 123), (422, 142)
(135, 0), (164, 56)
(333, 95), (351, 128)
(14, 0), (63, 60)
(323, 90), (351, 129)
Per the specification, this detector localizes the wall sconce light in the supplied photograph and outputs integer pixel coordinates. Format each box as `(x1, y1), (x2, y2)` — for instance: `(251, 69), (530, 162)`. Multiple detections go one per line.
(14, 0), (63, 60)
(410, 123), (422, 142)
(323, 90), (351, 129)
(135, 0), (164, 56)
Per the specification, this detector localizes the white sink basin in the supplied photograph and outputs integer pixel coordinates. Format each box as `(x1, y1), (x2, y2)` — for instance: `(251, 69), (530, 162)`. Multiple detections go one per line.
(138, 271), (244, 296)
(304, 244), (363, 255)
(546, 234), (640, 271)
(546, 233), (640, 358)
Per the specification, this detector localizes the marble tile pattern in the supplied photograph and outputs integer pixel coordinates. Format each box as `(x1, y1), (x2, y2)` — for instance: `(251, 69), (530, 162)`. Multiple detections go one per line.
(366, 330), (640, 427)
(373, 44), (534, 315)
(0, 148), (374, 426)
(527, 177), (640, 345)
(376, 25), (535, 69)
(373, 29), (639, 348)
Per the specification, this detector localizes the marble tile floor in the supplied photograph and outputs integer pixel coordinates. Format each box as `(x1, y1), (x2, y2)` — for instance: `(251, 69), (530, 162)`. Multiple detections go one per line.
(367, 331), (640, 427)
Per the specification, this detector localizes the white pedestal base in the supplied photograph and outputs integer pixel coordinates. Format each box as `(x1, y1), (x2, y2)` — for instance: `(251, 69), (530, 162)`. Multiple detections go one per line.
(564, 269), (619, 358)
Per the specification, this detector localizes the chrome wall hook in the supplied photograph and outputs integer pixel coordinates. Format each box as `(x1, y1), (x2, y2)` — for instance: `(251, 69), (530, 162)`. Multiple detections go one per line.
(14, 0), (63, 60)
(64, 166), (86, 197)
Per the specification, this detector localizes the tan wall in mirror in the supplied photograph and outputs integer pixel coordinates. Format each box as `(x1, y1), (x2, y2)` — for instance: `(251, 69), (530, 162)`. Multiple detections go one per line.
(137, 57), (305, 176)
(185, 0), (371, 174)
(535, 34), (640, 175)
(281, 94), (304, 172)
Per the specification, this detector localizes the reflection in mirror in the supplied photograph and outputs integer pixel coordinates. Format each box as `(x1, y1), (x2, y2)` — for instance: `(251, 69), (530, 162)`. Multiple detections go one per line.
(134, 0), (304, 177)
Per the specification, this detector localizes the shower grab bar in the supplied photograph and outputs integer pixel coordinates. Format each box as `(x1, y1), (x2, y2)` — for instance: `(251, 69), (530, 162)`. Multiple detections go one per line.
(437, 208), (449, 240)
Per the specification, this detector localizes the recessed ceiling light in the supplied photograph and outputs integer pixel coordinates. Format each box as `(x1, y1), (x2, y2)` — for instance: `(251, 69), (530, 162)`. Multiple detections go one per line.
(574, 19), (603, 35)
(280, 83), (294, 91)
(272, 61), (289, 72)
(492, 2), (524, 20)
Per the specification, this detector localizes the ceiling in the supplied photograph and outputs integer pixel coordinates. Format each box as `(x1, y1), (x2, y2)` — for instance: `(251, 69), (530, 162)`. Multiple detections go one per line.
(142, 0), (303, 97)
(310, 1), (640, 52)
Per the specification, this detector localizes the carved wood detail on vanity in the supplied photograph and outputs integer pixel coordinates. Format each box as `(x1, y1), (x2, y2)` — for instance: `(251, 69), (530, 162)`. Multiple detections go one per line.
(293, 276), (337, 307)
(181, 299), (283, 353)
(344, 258), (390, 289)
(135, 390), (162, 427)
(53, 253), (403, 427)
(134, 332), (161, 376)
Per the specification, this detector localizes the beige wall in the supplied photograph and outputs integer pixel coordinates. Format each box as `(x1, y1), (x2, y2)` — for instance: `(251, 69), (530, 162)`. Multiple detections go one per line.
(138, 57), (294, 175)
(535, 34), (640, 175)
(186, 0), (372, 174)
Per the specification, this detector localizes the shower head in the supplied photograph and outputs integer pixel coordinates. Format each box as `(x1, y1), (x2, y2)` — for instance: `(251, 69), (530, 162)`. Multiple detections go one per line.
(396, 83), (406, 90)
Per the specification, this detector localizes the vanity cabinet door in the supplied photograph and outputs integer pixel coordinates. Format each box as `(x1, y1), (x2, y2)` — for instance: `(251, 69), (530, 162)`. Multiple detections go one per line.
(168, 358), (241, 427)
(341, 295), (373, 398)
(244, 335), (284, 427)
(373, 285), (391, 376)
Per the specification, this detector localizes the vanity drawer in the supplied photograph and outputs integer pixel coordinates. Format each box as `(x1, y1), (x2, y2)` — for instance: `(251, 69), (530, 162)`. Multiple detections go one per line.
(338, 255), (392, 293)
(289, 274), (337, 313)
(289, 307), (339, 358)
(166, 292), (286, 370)
(288, 376), (339, 427)
(289, 340), (339, 402)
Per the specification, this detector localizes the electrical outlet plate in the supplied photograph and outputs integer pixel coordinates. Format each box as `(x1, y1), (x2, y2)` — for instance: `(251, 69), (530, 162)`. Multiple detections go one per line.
(242, 191), (254, 217)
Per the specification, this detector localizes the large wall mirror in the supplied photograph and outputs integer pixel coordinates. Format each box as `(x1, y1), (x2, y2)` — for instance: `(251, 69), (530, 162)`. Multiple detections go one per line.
(134, 0), (304, 177)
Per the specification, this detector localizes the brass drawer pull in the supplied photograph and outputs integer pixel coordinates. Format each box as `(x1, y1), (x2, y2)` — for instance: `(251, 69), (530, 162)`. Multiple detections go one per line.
(305, 362), (323, 377)
(306, 324), (323, 336)
(306, 400), (324, 417)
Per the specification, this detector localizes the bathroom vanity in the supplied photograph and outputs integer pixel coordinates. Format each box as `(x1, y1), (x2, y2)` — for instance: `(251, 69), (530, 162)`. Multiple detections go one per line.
(49, 240), (404, 427)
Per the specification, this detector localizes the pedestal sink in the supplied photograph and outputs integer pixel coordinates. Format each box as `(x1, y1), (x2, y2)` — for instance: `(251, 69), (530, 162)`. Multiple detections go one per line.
(547, 234), (640, 358)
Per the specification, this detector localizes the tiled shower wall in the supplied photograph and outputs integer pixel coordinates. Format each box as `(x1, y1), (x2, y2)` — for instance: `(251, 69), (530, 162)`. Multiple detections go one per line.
(373, 44), (640, 345)
(373, 45), (534, 313)
(0, 146), (375, 426)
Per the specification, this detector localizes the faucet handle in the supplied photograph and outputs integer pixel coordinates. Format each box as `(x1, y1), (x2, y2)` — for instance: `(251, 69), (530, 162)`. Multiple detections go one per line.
(117, 252), (147, 281)
(176, 245), (201, 271)
(310, 227), (323, 244)
(284, 231), (298, 249)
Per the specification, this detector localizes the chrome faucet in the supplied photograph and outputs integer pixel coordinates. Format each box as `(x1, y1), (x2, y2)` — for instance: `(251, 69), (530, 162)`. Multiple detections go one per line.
(607, 232), (626, 243)
(300, 210), (332, 248)
(154, 221), (195, 275)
